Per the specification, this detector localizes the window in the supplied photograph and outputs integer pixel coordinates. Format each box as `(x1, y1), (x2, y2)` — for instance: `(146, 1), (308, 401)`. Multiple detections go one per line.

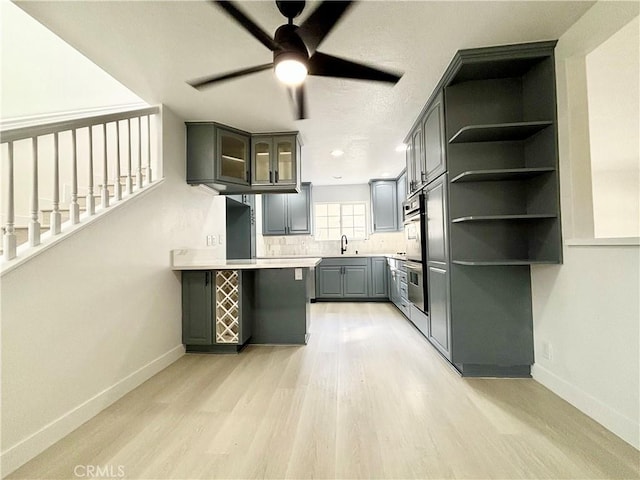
(315, 202), (367, 240)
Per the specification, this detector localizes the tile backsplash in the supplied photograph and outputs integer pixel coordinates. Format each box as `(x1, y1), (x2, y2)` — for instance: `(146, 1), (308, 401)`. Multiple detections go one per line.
(259, 232), (405, 257)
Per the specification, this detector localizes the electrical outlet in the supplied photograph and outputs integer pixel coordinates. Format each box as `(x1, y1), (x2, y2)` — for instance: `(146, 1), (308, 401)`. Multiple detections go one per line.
(542, 341), (553, 361)
(206, 235), (215, 246)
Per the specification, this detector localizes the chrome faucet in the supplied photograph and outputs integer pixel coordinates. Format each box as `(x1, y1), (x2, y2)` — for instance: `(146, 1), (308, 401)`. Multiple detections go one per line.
(340, 234), (348, 255)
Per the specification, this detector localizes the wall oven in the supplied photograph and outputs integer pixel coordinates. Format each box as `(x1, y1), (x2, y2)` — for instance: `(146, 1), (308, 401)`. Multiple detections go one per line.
(403, 193), (424, 263)
(406, 260), (425, 312)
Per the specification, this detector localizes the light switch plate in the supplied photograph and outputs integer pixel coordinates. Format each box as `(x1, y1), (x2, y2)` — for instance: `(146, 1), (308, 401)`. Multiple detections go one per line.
(294, 268), (302, 280)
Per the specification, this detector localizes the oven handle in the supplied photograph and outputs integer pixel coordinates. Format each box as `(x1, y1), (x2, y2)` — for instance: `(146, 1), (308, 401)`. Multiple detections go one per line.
(404, 214), (420, 225)
(405, 261), (422, 273)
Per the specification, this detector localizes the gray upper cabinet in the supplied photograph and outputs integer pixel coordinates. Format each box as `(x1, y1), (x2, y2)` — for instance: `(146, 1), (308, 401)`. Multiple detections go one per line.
(186, 123), (249, 187)
(251, 134), (298, 187)
(262, 183), (311, 236)
(423, 90), (446, 184)
(406, 126), (423, 194)
(262, 193), (288, 235)
(396, 170), (406, 223)
(287, 183), (312, 234)
(187, 122), (300, 193)
(370, 180), (398, 232)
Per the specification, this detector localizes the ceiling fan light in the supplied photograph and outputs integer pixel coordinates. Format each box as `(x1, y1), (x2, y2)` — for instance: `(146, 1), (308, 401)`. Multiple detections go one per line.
(275, 59), (308, 86)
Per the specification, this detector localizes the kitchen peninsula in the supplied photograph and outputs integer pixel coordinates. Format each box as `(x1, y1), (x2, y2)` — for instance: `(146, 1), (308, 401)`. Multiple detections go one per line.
(173, 250), (321, 351)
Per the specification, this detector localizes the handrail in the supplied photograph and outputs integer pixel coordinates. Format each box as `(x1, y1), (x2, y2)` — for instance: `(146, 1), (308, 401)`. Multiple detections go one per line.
(1, 105), (161, 263)
(0, 106), (159, 143)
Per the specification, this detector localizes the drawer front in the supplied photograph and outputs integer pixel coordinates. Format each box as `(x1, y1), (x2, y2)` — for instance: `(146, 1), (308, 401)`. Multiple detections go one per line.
(320, 257), (369, 267)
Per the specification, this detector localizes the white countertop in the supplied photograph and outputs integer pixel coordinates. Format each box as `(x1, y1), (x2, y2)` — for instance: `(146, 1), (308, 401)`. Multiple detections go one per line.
(172, 250), (321, 270)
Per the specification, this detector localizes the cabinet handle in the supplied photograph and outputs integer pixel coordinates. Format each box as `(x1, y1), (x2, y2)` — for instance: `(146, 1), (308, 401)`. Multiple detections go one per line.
(421, 171), (426, 182)
(269, 171), (273, 183)
(205, 272), (209, 286)
(275, 171), (279, 183)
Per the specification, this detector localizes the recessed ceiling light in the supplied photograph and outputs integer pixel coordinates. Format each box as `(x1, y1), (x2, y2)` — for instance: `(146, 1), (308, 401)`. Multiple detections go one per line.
(395, 144), (407, 152)
(330, 149), (344, 157)
(381, 172), (390, 177)
(332, 175), (343, 179)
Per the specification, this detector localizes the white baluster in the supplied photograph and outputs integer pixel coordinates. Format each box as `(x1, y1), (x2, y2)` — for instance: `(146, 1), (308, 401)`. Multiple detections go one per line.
(114, 121), (122, 201)
(127, 118), (133, 194)
(101, 123), (109, 208)
(70, 129), (80, 224)
(3, 142), (17, 260)
(137, 117), (143, 189)
(29, 137), (41, 246)
(87, 125), (96, 216)
(50, 132), (62, 235)
(146, 115), (152, 183)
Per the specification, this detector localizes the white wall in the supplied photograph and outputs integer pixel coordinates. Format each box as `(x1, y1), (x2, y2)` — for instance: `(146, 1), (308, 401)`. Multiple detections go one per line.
(0, 1), (142, 119)
(586, 17), (640, 238)
(0, 107), (227, 475)
(531, 2), (640, 450)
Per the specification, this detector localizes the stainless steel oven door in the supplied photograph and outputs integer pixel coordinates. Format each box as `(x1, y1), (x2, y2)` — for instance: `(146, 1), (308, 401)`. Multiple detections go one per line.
(404, 214), (421, 262)
(406, 260), (424, 312)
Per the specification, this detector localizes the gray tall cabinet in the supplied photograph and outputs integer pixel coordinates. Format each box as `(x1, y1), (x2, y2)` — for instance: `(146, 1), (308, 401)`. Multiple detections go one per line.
(405, 41), (562, 377)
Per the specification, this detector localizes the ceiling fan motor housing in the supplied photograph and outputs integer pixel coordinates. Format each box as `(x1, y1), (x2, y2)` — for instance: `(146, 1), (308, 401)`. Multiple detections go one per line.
(273, 24), (309, 65)
(276, 1), (306, 21)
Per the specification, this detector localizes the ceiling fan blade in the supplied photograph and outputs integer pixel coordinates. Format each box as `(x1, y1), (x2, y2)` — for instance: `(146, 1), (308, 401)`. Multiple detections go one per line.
(214, 1), (281, 52)
(308, 52), (402, 83)
(188, 63), (274, 89)
(297, 1), (354, 55)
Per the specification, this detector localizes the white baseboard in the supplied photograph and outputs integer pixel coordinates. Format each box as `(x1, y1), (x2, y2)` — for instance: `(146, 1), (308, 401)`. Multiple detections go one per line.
(532, 364), (640, 450)
(1, 344), (185, 478)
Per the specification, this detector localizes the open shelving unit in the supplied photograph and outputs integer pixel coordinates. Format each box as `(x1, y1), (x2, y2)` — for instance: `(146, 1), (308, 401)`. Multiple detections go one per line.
(444, 42), (562, 266)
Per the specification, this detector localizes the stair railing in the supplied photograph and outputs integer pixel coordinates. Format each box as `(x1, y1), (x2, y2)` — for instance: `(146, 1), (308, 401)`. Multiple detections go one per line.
(0, 105), (160, 262)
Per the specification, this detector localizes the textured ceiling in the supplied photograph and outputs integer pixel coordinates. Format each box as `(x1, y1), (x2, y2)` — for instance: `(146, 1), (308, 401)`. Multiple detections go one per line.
(16, 0), (593, 185)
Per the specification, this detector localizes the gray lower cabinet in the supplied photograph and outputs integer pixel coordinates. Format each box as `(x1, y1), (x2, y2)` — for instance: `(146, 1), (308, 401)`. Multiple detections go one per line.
(316, 257), (388, 300)
(181, 270), (253, 352)
(425, 174), (452, 360)
(262, 183), (311, 235)
(369, 257), (388, 297)
(182, 271), (214, 345)
(370, 180), (398, 232)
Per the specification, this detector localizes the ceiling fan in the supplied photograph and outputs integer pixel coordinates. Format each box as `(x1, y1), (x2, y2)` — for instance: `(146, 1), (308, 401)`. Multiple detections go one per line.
(187, 0), (403, 120)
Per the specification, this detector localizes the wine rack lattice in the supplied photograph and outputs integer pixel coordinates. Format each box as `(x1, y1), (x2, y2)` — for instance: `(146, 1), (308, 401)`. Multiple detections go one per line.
(215, 270), (239, 344)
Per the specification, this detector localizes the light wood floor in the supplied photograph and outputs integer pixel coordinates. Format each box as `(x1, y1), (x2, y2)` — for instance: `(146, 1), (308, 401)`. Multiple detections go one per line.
(9, 302), (640, 479)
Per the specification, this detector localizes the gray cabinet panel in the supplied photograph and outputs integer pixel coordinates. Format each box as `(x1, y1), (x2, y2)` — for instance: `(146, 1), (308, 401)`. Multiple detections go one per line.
(343, 266), (368, 297)
(182, 271), (213, 345)
(215, 127), (250, 186)
(370, 257), (388, 298)
(262, 183), (311, 236)
(371, 180), (398, 232)
(423, 91), (446, 183)
(186, 124), (215, 183)
(262, 194), (288, 235)
(428, 266), (451, 359)
(396, 171), (406, 224)
(426, 174), (449, 264)
(317, 266), (342, 297)
(288, 183), (311, 234)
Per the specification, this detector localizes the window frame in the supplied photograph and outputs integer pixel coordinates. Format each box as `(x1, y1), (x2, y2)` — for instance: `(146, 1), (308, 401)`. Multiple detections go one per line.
(313, 201), (369, 241)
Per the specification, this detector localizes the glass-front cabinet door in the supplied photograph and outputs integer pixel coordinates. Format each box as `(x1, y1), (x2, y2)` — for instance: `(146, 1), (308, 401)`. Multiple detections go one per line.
(251, 137), (273, 185)
(275, 136), (296, 185)
(216, 127), (249, 185)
